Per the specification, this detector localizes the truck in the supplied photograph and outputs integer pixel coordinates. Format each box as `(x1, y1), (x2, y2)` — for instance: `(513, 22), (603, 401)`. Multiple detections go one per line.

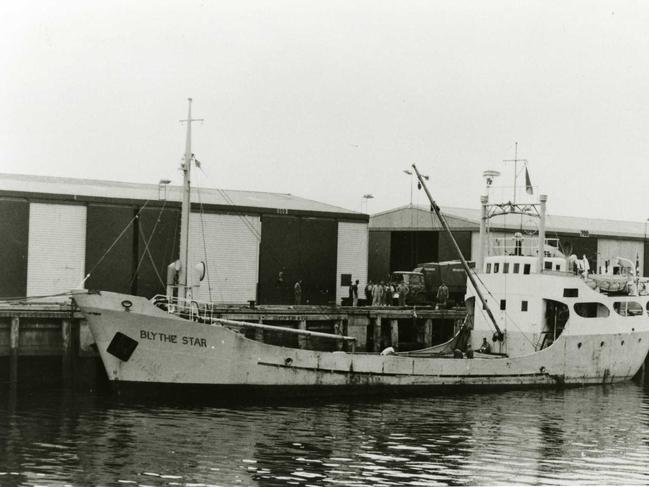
(389, 271), (427, 305)
(415, 260), (475, 306)
(389, 260), (475, 306)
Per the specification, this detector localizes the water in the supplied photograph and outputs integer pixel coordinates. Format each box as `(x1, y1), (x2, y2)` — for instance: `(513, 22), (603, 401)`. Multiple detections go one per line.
(2, 382), (649, 486)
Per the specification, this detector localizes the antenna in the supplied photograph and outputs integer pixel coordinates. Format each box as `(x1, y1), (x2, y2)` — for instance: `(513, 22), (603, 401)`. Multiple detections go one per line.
(503, 142), (527, 204)
(177, 98), (204, 297)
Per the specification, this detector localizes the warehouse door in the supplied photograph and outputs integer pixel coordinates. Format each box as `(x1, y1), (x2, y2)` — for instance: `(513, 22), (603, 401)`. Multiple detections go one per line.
(336, 222), (369, 304)
(0, 199), (29, 298)
(135, 207), (180, 298)
(85, 204), (136, 294)
(390, 231), (437, 272)
(27, 203), (87, 297)
(258, 215), (337, 305)
(188, 212), (261, 303)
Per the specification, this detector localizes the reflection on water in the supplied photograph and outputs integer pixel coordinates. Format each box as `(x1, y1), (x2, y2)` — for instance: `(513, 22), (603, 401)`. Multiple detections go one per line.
(2, 383), (649, 486)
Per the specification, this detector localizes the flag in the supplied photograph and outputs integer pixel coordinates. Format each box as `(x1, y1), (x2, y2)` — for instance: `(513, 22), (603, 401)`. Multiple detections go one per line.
(525, 166), (533, 195)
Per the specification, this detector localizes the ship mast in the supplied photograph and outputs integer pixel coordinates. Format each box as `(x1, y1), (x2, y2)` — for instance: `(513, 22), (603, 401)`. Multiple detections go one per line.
(411, 164), (504, 341)
(178, 98), (203, 299)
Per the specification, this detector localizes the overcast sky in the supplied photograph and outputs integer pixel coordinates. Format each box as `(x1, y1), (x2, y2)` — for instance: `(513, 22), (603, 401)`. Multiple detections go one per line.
(2, 1), (649, 222)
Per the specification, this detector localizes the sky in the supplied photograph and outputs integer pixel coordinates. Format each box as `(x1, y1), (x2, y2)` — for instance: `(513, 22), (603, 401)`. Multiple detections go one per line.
(2, 0), (649, 222)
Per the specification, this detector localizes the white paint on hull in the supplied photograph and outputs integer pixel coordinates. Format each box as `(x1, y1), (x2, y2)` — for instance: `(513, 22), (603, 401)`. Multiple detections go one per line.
(74, 291), (649, 389)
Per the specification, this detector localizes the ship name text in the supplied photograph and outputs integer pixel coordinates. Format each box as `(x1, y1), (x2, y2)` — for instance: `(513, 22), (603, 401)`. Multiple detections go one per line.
(140, 330), (207, 347)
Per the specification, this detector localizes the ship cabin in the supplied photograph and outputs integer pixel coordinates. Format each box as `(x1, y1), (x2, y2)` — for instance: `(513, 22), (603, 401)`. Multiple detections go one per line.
(468, 231), (649, 359)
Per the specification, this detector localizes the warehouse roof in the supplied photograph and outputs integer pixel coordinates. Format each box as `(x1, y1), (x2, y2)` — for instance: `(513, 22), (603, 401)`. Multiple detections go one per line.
(371, 204), (648, 240)
(0, 173), (362, 217)
(369, 206), (478, 232)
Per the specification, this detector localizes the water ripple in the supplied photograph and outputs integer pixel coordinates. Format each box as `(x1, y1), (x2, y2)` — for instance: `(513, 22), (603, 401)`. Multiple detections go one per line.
(1, 383), (649, 485)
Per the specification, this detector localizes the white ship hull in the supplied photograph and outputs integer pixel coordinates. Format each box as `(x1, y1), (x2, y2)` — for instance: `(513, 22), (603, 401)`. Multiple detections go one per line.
(74, 291), (649, 395)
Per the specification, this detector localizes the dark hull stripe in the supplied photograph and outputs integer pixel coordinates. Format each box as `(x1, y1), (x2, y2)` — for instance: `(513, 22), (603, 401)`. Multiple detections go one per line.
(257, 360), (549, 379)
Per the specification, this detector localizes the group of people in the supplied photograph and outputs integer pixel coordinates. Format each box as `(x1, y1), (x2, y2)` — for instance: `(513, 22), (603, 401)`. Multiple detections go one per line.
(350, 280), (410, 307)
(366, 280), (397, 307)
(346, 279), (450, 307)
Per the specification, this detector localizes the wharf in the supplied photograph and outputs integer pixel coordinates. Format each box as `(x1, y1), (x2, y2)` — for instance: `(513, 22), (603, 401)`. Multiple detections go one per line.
(0, 301), (466, 387)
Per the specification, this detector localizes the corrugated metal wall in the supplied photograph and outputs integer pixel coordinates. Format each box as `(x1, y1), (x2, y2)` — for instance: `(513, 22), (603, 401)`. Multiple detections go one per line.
(188, 212), (261, 303)
(335, 222), (369, 303)
(0, 199), (29, 298)
(85, 204), (135, 294)
(470, 231), (481, 265)
(27, 203), (86, 297)
(597, 238), (644, 274)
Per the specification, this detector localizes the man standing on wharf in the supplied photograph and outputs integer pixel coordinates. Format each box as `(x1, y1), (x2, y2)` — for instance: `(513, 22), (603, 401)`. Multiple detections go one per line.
(294, 280), (302, 305)
(350, 280), (359, 306)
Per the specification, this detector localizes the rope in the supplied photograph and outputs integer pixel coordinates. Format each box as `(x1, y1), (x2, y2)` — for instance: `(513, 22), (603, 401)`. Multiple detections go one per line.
(470, 258), (541, 349)
(0, 290), (86, 303)
(129, 201), (168, 289)
(85, 200), (150, 281)
(430, 207), (536, 348)
(196, 185), (214, 301)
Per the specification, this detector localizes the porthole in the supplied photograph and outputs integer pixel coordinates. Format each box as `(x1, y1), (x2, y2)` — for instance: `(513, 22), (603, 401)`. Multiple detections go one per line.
(600, 341), (605, 347)
(639, 338), (642, 343)
(577, 342), (582, 349)
(621, 340), (625, 346)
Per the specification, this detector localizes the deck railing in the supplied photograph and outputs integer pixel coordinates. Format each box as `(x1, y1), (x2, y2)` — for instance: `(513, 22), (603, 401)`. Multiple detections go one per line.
(150, 294), (357, 351)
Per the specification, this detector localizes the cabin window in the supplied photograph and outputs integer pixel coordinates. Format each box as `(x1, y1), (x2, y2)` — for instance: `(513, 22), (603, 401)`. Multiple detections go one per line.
(555, 264), (561, 271)
(521, 300), (528, 312)
(613, 301), (644, 317)
(513, 263), (520, 274)
(523, 264), (531, 275)
(574, 302), (610, 318)
(494, 263), (500, 273)
(563, 288), (579, 298)
(503, 263), (510, 274)
(486, 263), (492, 274)
(500, 299), (506, 310)
(544, 261), (553, 270)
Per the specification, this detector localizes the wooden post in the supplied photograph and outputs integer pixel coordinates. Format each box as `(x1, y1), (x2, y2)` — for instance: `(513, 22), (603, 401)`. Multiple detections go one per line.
(334, 320), (344, 351)
(390, 319), (399, 350)
(298, 320), (308, 349)
(255, 318), (264, 342)
(373, 316), (382, 352)
(10, 316), (19, 385)
(62, 319), (72, 385)
(346, 314), (368, 352)
(424, 318), (433, 347)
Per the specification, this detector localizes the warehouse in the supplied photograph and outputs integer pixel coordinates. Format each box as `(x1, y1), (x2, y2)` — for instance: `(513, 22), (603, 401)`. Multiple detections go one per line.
(0, 173), (369, 306)
(369, 203), (649, 280)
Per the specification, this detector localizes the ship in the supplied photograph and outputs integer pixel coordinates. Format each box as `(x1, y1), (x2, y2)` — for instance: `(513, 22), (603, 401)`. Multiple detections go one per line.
(72, 100), (649, 396)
